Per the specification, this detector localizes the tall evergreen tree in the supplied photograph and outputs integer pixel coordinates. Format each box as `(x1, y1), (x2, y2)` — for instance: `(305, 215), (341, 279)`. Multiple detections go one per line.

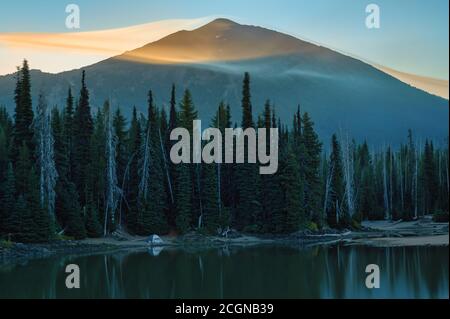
(235, 73), (259, 230)
(281, 143), (304, 233)
(126, 107), (141, 234)
(301, 112), (322, 225)
(0, 163), (16, 236)
(12, 60), (34, 160)
(138, 91), (168, 235)
(64, 87), (75, 179)
(73, 71), (94, 207)
(327, 134), (344, 227)
(423, 140), (438, 213)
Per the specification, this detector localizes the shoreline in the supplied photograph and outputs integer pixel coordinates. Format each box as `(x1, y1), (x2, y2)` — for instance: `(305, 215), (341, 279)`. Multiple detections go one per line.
(1, 217), (448, 265)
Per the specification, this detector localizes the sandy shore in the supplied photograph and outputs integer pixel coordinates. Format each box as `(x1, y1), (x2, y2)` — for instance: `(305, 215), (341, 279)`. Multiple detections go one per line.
(355, 216), (449, 247)
(2, 215), (448, 264)
(351, 234), (449, 247)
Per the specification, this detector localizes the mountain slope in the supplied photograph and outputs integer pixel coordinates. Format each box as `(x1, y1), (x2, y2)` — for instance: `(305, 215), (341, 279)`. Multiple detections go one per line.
(0, 18), (447, 145)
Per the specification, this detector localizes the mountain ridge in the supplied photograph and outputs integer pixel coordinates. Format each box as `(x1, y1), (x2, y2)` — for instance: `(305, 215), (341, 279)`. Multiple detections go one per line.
(0, 18), (447, 145)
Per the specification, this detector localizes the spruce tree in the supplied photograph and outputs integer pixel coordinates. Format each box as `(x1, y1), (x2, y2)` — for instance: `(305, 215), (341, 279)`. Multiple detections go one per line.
(73, 71), (94, 207)
(423, 140), (438, 213)
(281, 143), (304, 233)
(89, 108), (106, 230)
(52, 104), (87, 238)
(12, 60), (34, 160)
(175, 162), (192, 234)
(113, 108), (128, 202)
(201, 162), (220, 234)
(327, 134), (344, 227)
(0, 163), (16, 237)
(301, 112), (322, 225)
(174, 90), (198, 233)
(139, 91), (168, 235)
(64, 87), (75, 179)
(236, 73), (259, 231)
(127, 107), (141, 234)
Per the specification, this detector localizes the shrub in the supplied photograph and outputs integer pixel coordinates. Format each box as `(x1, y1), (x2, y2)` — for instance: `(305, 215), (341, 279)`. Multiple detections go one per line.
(432, 210), (449, 223)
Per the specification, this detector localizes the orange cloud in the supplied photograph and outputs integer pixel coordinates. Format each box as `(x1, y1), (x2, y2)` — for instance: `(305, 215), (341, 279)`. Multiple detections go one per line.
(0, 17), (214, 74)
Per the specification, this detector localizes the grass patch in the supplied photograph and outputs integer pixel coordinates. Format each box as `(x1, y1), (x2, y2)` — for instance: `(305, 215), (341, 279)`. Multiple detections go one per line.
(0, 240), (13, 249)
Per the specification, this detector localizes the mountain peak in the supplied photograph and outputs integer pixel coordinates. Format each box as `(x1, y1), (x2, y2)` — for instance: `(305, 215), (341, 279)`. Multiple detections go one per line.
(118, 18), (319, 64)
(206, 18), (240, 27)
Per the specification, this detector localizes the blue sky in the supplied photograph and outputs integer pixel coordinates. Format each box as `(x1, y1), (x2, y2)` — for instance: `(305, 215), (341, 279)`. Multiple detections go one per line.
(0, 0), (448, 79)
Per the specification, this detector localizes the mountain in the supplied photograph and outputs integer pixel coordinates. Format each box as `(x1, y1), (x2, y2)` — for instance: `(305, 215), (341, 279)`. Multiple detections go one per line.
(374, 65), (449, 99)
(0, 18), (447, 145)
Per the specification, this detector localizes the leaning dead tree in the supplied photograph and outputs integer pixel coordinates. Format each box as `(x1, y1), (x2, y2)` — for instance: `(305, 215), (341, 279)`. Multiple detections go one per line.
(340, 132), (355, 218)
(35, 93), (58, 220)
(138, 116), (151, 202)
(159, 127), (174, 204)
(104, 102), (120, 236)
(382, 146), (390, 220)
(323, 162), (334, 219)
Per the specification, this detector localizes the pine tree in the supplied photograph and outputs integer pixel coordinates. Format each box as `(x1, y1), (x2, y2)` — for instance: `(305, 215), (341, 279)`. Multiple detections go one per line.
(0, 163), (16, 236)
(64, 87), (75, 179)
(301, 112), (322, 225)
(241, 72), (253, 129)
(89, 108), (106, 231)
(12, 60), (34, 160)
(73, 71), (94, 207)
(52, 103), (87, 238)
(235, 73), (259, 231)
(138, 91), (168, 235)
(260, 101), (283, 231)
(175, 163), (192, 234)
(174, 90), (198, 233)
(281, 144), (304, 233)
(85, 203), (102, 238)
(423, 140), (438, 213)
(113, 108), (128, 226)
(15, 142), (31, 196)
(126, 107), (141, 234)
(201, 162), (220, 234)
(27, 167), (52, 242)
(169, 84), (178, 133)
(327, 134), (344, 227)
(355, 141), (376, 222)
(13, 195), (31, 242)
(0, 126), (8, 181)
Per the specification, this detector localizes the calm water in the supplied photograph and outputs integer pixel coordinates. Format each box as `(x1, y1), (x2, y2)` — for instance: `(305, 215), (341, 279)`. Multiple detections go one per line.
(0, 245), (448, 299)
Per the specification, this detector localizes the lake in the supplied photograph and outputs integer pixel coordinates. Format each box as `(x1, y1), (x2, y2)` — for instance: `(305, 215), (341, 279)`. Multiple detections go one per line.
(0, 245), (448, 299)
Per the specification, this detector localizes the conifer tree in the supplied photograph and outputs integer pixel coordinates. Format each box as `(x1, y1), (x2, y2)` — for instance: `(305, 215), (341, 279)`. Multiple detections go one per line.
(201, 162), (220, 234)
(126, 107), (141, 234)
(301, 112), (322, 225)
(138, 91), (168, 235)
(423, 140), (438, 213)
(0, 163), (16, 236)
(327, 134), (344, 227)
(73, 71), (94, 207)
(90, 108), (106, 230)
(281, 143), (304, 233)
(12, 60), (34, 160)
(236, 73), (259, 230)
(64, 87), (75, 178)
(174, 90), (198, 233)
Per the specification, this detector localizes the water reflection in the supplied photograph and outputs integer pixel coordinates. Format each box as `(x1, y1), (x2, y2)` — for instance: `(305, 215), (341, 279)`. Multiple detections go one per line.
(0, 245), (447, 299)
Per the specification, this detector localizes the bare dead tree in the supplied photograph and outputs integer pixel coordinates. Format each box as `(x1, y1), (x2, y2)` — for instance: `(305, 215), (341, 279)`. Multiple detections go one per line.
(35, 93), (58, 220)
(104, 102), (120, 236)
(340, 131), (355, 218)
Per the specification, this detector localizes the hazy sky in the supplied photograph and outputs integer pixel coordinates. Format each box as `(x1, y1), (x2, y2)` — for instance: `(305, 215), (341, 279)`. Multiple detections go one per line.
(0, 0), (448, 79)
